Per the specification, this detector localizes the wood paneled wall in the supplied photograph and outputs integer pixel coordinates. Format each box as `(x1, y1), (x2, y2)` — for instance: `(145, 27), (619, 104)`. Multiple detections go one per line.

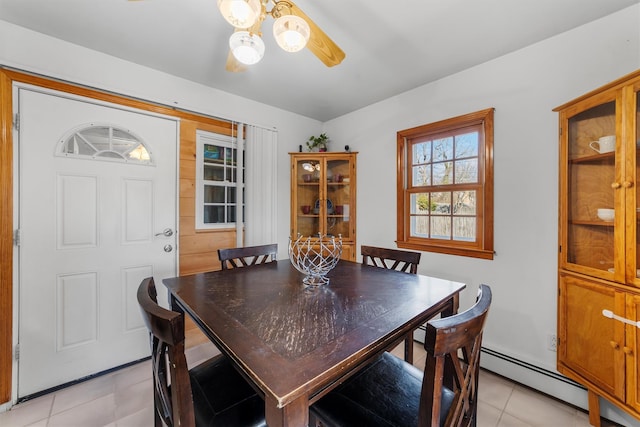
(178, 119), (238, 275)
(0, 69), (238, 404)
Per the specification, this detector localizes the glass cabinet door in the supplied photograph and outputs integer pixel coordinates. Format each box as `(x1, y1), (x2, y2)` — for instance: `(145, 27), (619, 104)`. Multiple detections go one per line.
(326, 158), (352, 240)
(294, 158), (321, 237)
(635, 86), (640, 282)
(292, 155), (354, 240)
(565, 99), (617, 275)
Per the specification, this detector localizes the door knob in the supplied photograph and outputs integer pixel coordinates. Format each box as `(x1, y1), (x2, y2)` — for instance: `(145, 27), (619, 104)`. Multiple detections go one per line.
(164, 244), (173, 253)
(155, 228), (174, 237)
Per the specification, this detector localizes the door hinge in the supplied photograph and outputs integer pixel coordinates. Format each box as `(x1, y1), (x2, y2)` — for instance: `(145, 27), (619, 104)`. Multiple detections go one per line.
(14, 343), (19, 361)
(13, 229), (20, 247)
(13, 113), (19, 131)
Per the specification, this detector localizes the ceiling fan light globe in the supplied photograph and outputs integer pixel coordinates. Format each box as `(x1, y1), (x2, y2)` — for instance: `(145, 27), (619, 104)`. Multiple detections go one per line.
(229, 31), (265, 65)
(218, 0), (260, 28)
(273, 15), (310, 53)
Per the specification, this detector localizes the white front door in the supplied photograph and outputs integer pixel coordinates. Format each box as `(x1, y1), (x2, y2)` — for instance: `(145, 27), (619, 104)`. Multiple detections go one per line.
(16, 86), (178, 397)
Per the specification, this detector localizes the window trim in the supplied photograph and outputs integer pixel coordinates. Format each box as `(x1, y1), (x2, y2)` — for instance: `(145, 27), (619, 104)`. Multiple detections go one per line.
(396, 108), (494, 260)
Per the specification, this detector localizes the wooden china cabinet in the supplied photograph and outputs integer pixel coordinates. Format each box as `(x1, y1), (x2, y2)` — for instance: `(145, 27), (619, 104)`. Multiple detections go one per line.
(556, 69), (640, 426)
(290, 152), (357, 261)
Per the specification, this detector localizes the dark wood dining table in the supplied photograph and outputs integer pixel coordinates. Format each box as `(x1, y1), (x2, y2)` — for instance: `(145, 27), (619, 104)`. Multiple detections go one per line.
(163, 259), (466, 427)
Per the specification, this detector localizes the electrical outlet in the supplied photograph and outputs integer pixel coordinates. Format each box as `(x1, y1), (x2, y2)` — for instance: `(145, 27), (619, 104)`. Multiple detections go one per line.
(548, 334), (557, 352)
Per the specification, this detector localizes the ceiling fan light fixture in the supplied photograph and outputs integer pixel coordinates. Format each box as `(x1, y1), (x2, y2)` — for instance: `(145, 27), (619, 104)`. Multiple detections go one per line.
(273, 15), (310, 53)
(229, 31), (265, 65)
(217, 0), (261, 28)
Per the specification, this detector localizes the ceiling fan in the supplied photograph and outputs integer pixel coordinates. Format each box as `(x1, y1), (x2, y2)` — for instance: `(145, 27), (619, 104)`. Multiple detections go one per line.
(218, 0), (345, 72)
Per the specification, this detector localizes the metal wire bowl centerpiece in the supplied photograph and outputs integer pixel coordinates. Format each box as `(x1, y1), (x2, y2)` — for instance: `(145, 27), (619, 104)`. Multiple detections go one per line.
(288, 234), (343, 286)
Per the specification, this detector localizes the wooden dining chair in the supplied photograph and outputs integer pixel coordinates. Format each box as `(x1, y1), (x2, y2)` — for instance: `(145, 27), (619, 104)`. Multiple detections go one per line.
(309, 284), (492, 427)
(361, 245), (421, 274)
(217, 243), (278, 270)
(361, 245), (422, 363)
(137, 277), (266, 427)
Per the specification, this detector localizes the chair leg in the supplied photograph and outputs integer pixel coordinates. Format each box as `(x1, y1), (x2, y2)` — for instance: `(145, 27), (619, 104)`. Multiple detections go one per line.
(404, 332), (414, 365)
(153, 398), (163, 427)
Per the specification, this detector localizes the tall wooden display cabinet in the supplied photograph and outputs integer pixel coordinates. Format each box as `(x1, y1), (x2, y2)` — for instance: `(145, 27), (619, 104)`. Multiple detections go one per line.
(290, 152), (357, 261)
(556, 70), (640, 426)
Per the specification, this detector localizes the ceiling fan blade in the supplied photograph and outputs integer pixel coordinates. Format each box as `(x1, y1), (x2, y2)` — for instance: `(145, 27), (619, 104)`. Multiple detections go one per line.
(286, 1), (345, 67)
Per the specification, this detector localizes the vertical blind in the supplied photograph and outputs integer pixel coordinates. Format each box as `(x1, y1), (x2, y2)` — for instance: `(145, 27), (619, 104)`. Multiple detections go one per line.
(244, 124), (278, 247)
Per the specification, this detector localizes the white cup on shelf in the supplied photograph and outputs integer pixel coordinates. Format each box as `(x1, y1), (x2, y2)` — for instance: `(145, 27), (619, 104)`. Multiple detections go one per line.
(596, 208), (614, 221)
(589, 135), (616, 154)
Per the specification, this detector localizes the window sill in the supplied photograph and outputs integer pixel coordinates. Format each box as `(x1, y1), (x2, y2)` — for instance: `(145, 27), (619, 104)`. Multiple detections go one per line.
(396, 241), (494, 260)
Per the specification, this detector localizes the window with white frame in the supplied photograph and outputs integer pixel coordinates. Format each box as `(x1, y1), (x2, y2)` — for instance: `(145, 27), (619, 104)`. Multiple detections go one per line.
(196, 130), (244, 229)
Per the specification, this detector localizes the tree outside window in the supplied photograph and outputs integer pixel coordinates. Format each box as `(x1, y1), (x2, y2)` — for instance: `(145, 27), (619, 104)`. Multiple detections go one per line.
(396, 108), (494, 260)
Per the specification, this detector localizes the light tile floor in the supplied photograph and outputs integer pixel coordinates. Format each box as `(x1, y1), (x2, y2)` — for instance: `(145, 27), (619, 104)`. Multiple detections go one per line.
(0, 335), (622, 427)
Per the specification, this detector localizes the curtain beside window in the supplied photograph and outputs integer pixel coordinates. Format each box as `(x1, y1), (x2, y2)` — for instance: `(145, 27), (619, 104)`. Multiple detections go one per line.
(244, 125), (278, 247)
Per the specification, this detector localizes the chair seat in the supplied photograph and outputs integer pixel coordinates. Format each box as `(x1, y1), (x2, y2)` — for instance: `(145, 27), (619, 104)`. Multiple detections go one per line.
(189, 354), (266, 427)
(310, 352), (454, 427)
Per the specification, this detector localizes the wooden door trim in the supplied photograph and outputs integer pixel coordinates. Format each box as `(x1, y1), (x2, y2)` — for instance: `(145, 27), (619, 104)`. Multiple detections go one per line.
(0, 69), (14, 405)
(0, 67), (234, 405)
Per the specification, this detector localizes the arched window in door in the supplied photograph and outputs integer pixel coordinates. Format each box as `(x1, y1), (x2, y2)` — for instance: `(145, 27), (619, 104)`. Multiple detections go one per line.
(56, 123), (154, 165)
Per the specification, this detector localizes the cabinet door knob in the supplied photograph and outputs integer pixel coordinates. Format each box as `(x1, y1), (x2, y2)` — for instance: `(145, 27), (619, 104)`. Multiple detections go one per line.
(610, 340), (620, 349)
(623, 347), (633, 355)
(611, 182), (622, 189)
(623, 181), (634, 188)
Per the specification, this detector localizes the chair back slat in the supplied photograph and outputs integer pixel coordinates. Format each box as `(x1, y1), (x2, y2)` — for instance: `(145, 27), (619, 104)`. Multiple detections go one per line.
(218, 244), (278, 270)
(419, 284), (492, 427)
(361, 245), (421, 274)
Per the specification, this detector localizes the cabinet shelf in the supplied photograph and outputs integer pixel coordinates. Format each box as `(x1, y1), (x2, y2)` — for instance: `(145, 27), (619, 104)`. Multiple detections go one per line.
(569, 152), (615, 163)
(569, 220), (614, 227)
(298, 182), (349, 186)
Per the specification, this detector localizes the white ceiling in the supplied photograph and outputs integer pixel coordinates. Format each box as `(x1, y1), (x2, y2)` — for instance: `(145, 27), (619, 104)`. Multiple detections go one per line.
(1, 0), (639, 121)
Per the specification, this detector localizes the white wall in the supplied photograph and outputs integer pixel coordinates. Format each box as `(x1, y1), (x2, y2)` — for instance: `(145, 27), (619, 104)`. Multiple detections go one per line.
(0, 19), (322, 263)
(323, 5), (640, 425)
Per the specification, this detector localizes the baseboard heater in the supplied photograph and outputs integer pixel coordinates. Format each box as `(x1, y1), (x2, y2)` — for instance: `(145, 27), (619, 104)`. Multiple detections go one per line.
(479, 347), (584, 389)
(414, 324), (584, 390)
